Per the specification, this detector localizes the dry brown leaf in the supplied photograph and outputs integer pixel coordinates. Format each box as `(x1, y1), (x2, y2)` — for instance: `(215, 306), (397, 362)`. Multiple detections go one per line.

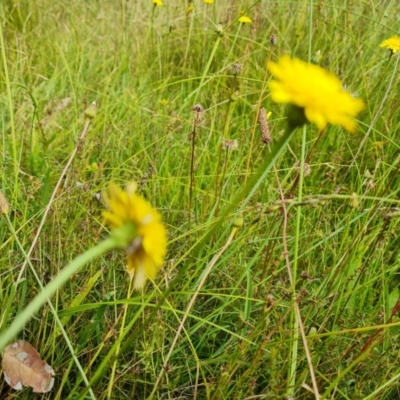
(2, 340), (55, 393)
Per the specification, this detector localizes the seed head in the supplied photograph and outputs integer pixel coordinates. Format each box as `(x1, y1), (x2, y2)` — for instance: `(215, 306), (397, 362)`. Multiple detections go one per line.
(231, 62), (242, 76)
(84, 101), (97, 120)
(269, 33), (278, 46)
(258, 108), (272, 144)
(222, 139), (238, 150)
(350, 192), (359, 208)
(233, 214), (244, 228)
(192, 104), (204, 113)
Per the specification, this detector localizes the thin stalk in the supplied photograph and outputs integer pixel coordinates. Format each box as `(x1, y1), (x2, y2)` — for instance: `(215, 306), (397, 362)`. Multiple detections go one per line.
(215, 148), (229, 216)
(183, 7), (195, 68)
(0, 236), (118, 351)
(274, 167), (320, 399)
(151, 5), (155, 44)
(107, 278), (134, 399)
(244, 46), (272, 183)
(149, 225), (239, 399)
(287, 119), (307, 397)
(76, 296), (152, 400)
(288, 127), (325, 196)
(188, 108), (203, 231)
(214, 69), (239, 217)
(196, 125), (298, 262)
(191, 34), (222, 105)
(2, 214), (97, 400)
(188, 127), (196, 231)
(347, 51), (400, 172)
(0, 16), (18, 193)
(17, 118), (92, 281)
(286, 1), (314, 394)
(225, 23), (241, 65)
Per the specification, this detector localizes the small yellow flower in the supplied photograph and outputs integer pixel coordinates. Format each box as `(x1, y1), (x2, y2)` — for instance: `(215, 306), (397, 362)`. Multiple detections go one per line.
(103, 182), (167, 290)
(203, 0), (214, 3)
(153, 0), (163, 6)
(238, 15), (252, 24)
(268, 55), (365, 132)
(379, 35), (400, 54)
(160, 98), (168, 106)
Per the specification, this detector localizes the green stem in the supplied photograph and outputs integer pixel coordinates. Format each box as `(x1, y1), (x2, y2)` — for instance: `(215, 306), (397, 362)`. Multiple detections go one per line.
(107, 278), (134, 399)
(225, 24), (241, 66)
(196, 124), (298, 261)
(286, 1), (314, 394)
(0, 13), (18, 194)
(191, 34), (222, 104)
(2, 214), (97, 399)
(287, 124), (307, 395)
(0, 236), (118, 351)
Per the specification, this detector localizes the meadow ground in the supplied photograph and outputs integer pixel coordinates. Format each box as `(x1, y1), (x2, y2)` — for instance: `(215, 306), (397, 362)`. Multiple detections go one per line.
(1, 0), (400, 399)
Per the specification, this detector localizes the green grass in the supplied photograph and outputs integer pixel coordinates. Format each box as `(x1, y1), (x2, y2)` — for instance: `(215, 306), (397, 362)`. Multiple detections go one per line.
(2, 0), (400, 398)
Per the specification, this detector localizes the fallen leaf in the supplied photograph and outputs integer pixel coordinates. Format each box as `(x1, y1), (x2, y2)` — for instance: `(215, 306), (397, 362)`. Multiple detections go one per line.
(2, 340), (55, 393)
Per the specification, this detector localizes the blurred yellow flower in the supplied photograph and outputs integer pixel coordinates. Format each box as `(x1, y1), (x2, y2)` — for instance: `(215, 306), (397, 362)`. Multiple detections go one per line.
(379, 35), (400, 53)
(268, 55), (364, 132)
(103, 182), (167, 290)
(238, 15), (252, 24)
(153, 0), (163, 6)
(203, 0), (214, 3)
(186, 5), (194, 13)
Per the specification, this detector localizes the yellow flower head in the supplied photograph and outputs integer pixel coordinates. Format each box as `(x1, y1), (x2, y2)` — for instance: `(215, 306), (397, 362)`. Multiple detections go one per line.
(379, 35), (400, 54)
(203, 0), (214, 3)
(238, 15), (252, 24)
(103, 182), (167, 290)
(153, 0), (163, 6)
(268, 55), (364, 132)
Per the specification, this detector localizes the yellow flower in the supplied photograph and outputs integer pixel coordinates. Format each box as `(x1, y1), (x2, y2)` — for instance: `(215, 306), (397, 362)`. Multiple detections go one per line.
(268, 55), (364, 132)
(153, 0), (163, 6)
(379, 35), (400, 54)
(186, 5), (194, 13)
(238, 15), (252, 24)
(103, 182), (167, 290)
(203, 0), (214, 3)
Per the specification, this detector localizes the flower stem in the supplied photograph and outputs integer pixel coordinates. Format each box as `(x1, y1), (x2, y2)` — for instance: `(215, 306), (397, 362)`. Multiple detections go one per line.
(2, 214), (97, 399)
(0, 235), (119, 352)
(0, 19), (18, 193)
(244, 47), (272, 184)
(107, 278), (134, 399)
(215, 148), (230, 217)
(188, 120), (197, 232)
(287, 124), (307, 396)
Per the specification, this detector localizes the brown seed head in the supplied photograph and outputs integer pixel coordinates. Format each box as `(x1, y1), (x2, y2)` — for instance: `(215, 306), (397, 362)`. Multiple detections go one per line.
(222, 139), (238, 150)
(231, 62), (242, 76)
(192, 104), (204, 113)
(258, 108), (272, 144)
(269, 33), (278, 46)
